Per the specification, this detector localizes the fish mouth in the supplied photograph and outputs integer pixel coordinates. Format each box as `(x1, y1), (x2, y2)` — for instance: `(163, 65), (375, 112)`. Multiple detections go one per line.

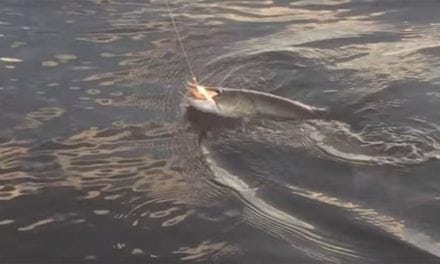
(185, 81), (221, 114)
(185, 96), (220, 114)
(186, 81), (219, 102)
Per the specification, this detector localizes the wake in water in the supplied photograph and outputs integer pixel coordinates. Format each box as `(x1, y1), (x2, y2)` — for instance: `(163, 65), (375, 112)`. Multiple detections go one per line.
(187, 106), (440, 167)
(305, 119), (440, 166)
(199, 128), (440, 263)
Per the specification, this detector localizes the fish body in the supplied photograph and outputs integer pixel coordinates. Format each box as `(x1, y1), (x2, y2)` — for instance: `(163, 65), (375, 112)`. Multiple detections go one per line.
(186, 85), (327, 120)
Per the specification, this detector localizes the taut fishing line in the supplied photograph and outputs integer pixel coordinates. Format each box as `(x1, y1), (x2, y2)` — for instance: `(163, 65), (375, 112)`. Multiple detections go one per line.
(163, 0), (198, 83)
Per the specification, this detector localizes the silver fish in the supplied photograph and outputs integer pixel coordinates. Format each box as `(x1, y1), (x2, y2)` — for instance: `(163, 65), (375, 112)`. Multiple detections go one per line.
(186, 83), (328, 120)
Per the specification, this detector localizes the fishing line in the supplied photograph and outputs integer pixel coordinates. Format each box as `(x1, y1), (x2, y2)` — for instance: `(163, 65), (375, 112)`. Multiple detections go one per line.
(163, 0), (198, 83)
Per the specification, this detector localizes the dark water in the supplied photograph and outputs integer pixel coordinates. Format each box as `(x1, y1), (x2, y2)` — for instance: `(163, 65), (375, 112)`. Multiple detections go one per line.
(1, 0), (440, 262)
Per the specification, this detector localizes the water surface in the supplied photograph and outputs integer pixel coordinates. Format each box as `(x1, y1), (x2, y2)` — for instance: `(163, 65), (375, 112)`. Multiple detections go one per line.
(1, 0), (440, 263)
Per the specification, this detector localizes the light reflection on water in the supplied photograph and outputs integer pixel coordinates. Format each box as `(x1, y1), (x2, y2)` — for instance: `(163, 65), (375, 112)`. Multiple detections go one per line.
(1, 0), (440, 263)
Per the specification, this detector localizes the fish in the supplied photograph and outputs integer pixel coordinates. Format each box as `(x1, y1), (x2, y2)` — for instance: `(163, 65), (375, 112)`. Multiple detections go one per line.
(185, 81), (328, 120)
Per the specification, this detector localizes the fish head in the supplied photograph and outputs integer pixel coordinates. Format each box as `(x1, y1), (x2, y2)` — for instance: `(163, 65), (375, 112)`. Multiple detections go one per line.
(186, 81), (219, 101)
(186, 81), (221, 113)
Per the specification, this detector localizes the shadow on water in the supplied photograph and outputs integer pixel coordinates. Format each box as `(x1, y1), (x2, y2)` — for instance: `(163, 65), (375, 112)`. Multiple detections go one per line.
(1, 0), (440, 263)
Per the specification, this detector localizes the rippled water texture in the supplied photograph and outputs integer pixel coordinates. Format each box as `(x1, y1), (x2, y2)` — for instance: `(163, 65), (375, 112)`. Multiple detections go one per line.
(1, 0), (440, 263)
